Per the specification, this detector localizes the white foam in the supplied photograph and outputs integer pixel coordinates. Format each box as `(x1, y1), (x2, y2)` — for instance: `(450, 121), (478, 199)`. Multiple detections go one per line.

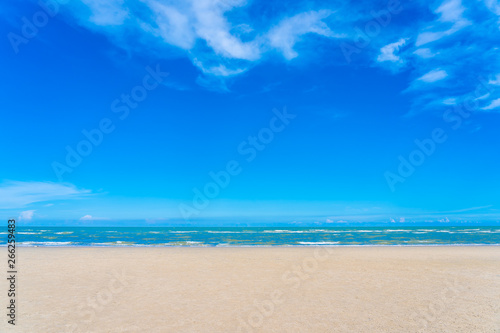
(19, 241), (73, 246)
(263, 230), (334, 233)
(298, 241), (340, 245)
(166, 241), (203, 246)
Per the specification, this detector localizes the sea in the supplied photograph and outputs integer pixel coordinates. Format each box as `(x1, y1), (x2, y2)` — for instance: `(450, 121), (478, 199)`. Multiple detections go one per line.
(2, 226), (500, 247)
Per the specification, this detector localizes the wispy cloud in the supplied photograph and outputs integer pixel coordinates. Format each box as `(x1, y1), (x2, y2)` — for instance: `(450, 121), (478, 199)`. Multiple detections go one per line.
(267, 10), (340, 60)
(64, 0), (344, 89)
(192, 58), (246, 77)
(143, 0), (196, 50)
(482, 98), (500, 110)
(189, 0), (260, 61)
(63, 0), (500, 107)
(0, 181), (91, 209)
(81, 0), (129, 26)
(417, 68), (448, 83)
(415, 0), (471, 46)
(413, 48), (436, 59)
(484, 0), (500, 16)
(370, 0), (500, 115)
(489, 74), (500, 86)
(430, 205), (494, 214)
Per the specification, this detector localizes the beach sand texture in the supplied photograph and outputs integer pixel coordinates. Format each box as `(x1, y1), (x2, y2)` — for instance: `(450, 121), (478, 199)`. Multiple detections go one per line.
(1, 246), (499, 332)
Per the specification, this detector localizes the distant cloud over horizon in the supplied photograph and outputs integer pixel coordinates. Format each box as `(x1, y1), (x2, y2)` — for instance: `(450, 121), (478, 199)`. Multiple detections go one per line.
(19, 210), (35, 221)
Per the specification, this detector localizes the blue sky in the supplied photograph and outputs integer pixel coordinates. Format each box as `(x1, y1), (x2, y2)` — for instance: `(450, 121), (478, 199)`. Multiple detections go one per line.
(1, 0), (500, 225)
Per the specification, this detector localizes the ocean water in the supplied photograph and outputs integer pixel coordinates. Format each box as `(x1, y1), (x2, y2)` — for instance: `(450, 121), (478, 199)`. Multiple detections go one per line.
(2, 226), (500, 247)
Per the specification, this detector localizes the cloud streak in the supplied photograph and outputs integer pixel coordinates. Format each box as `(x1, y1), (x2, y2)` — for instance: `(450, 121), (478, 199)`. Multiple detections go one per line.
(65, 0), (342, 86)
(417, 68), (448, 83)
(267, 10), (341, 60)
(0, 181), (91, 209)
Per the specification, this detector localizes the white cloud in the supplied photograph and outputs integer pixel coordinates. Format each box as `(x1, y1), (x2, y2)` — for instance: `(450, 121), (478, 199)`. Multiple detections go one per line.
(191, 0), (261, 61)
(442, 97), (456, 105)
(484, 0), (500, 15)
(484, 0), (500, 26)
(0, 181), (91, 209)
(67, 1), (343, 82)
(19, 210), (35, 221)
(436, 0), (466, 23)
(482, 98), (500, 110)
(144, 1), (196, 50)
(267, 10), (339, 60)
(144, 0), (261, 60)
(416, 0), (471, 46)
(377, 38), (408, 63)
(475, 93), (491, 101)
(66, 0), (500, 110)
(81, 0), (129, 26)
(79, 215), (109, 221)
(193, 58), (246, 77)
(417, 68), (448, 82)
(413, 48), (436, 58)
(489, 74), (500, 85)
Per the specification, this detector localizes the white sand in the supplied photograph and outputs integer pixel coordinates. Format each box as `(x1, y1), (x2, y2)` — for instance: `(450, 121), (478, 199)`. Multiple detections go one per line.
(1, 246), (499, 332)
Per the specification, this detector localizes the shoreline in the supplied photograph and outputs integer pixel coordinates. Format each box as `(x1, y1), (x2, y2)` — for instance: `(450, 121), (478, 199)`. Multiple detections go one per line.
(6, 243), (500, 248)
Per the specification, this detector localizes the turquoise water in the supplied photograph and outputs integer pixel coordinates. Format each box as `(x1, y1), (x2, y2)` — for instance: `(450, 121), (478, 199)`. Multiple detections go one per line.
(2, 226), (500, 246)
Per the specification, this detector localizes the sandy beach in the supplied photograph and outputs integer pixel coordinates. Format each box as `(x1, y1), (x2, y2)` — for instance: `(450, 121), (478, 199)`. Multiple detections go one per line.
(2, 246), (499, 332)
